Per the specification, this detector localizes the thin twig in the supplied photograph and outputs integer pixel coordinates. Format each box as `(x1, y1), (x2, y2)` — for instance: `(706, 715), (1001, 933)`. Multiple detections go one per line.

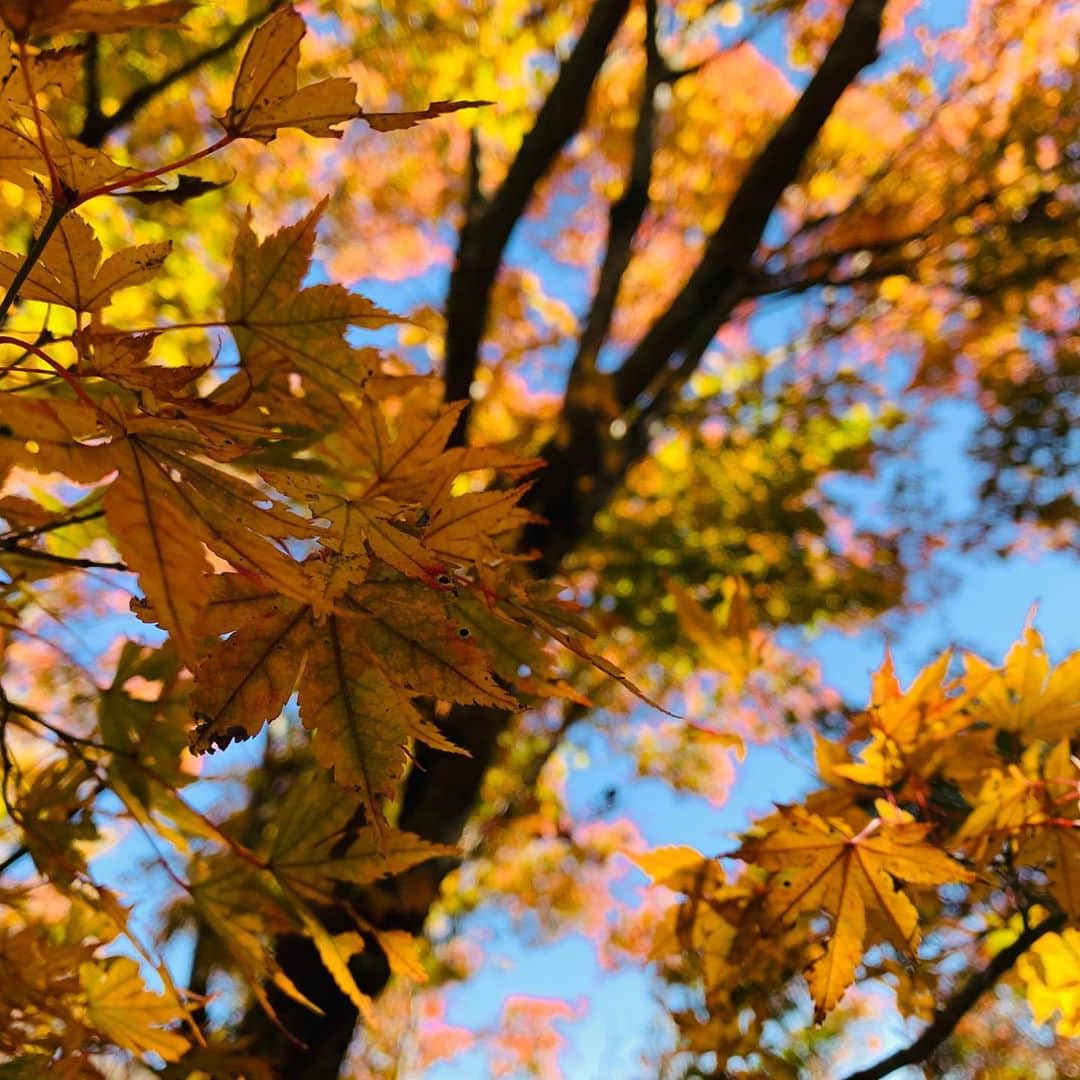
(0, 509), (106, 545)
(0, 545), (127, 571)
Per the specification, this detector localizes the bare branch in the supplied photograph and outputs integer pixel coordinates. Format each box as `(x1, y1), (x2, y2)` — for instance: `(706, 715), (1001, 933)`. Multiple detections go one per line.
(443, 0), (632, 445)
(81, 34), (104, 142)
(841, 911), (1067, 1080)
(567, 0), (663, 387)
(613, 0), (887, 411)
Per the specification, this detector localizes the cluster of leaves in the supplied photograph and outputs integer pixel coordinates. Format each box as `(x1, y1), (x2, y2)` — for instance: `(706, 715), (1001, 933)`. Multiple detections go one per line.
(0, 2), (647, 1068)
(634, 622), (1079, 1074)
(0, 0), (1076, 1075)
(584, 381), (906, 648)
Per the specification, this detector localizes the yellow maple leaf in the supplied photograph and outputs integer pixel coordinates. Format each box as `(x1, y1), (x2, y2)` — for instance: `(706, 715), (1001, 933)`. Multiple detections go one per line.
(189, 857), (319, 1023)
(263, 773), (455, 903)
(371, 928), (429, 983)
(667, 575), (765, 691)
(189, 593), (312, 752)
(361, 99), (491, 132)
(423, 481), (537, 564)
(1018, 928), (1080, 1037)
(739, 807), (972, 1020)
(220, 5), (359, 142)
(299, 615), (418, 830)
(103, 426), (319, 667)
(834, 648), (971, 787)
(630, 845), (712, 889)
(0, 395), (109, 483)
(0, 211), (169, 312)
(223, 204), (396, 395)
(81, 957), (190, 1062)
(965, 625), (1080, 742)
(956, 739), (1079, 916)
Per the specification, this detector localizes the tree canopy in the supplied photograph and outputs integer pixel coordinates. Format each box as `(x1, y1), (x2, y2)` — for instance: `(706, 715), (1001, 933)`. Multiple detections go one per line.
(0, 0), (1077, 1076)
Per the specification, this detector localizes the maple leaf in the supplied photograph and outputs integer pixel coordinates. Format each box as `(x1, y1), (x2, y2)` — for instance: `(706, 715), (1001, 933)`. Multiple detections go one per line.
(341, 580), (518, 710)
(336, 395), (469, 502)
(220, 5), (359, 142)
(832, 649), (972, 788)
(263, 773), (455, 904)
(505, 587), (672, 715)
(667, 575), (766, 691)
(738, 806), (973, 1019)
(1018, 928), (1080, 1038)
(223, 204), (396, 396)
(75, 328), (205, 399)
(0, 211), (169, 313)
(0, 33), (80, 110)
(0, 96), (149, 193)
(100, 418), (320, 667)
(422, 481), (537, 564)
(298, 617), (418, 827)
(189, 590), (312, 752)
(258, 468), (437, 590)
(957, 739), (1080, 917)
(965, 626), (1080, 742)
(189, 856), (320, 1023)
(451, 590), (572, 701)
(103, 436), (213, 665)
(80, 957), (189, 1062)
(371, 928), (429, 983)
(191, 576), (484, 814)
(630, 845), (719, 893)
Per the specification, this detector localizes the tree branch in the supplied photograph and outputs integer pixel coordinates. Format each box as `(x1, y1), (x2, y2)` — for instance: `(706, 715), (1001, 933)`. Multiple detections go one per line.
(78, 2), (281, 147)
(566, 0), (663, 388)
(443, 0), (632, 445)
(841, 911), (1067, 1080)
(81, 34), (104, 143)
(0, 508), (105, 546)
(613, 0), (887, 411)
(520, 0), (887, 573)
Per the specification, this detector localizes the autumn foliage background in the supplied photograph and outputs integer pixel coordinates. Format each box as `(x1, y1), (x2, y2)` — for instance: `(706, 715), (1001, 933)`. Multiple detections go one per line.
(0, 0), (1077, 1076)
